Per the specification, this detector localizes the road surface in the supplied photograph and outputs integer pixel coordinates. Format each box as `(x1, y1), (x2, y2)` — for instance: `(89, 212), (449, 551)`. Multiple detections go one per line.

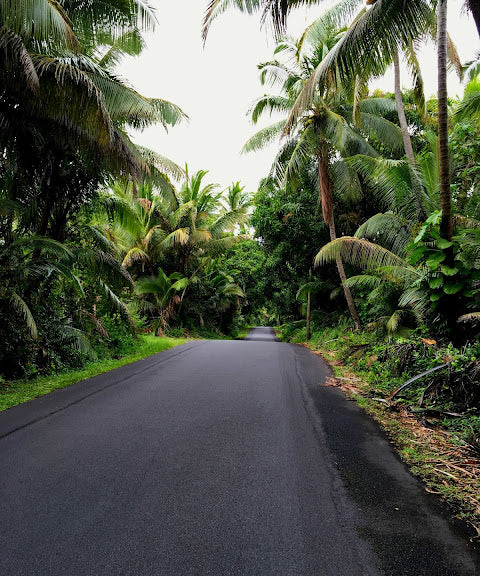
(1, 327), (478, 575)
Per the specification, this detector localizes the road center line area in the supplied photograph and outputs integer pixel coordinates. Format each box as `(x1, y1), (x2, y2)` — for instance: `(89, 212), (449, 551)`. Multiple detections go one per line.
(1, 328), (479, 575)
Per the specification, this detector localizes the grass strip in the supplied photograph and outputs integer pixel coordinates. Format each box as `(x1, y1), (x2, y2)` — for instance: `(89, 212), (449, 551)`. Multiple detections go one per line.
(0, 335), (188, 412)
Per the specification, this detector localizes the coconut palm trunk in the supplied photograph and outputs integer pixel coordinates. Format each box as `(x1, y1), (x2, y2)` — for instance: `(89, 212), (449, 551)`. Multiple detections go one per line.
(437, 0), (452, 242)
(393, 52), (415, 162)
(318, 152), (362, 330)
(393, 51), (424, 220)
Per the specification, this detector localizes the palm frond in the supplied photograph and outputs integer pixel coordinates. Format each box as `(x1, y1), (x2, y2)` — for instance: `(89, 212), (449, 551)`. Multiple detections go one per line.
(161, 228), (190, 248)
(0, 29), (39, 92)
(330, 159), (363, 203)
(96, 29), (145, 70)
(60, 325), (97, 359)
(355, 212), (411, 256)
(458, 312), (480, 323)
(242, 120), (287, 153)
(286, 0), (432, 127)
(10, 292), (38, 338)
(282, 129), (313, 184)
(359, 96), (396, 116)
(203, 235), (248, 255)
(209, 208), (249, 236)
(122, 246), (149, 268)
(358, 113), (404, 155)
(343, 274), (383, 291)
(203, 0), (260, 42)
(79, 310), (110, 338)
(346, 154), (418, 220)
(404, 39), (427, 121)
(315, 236), (407, 269)
(98, 279), (133, 324)
(1, 0), (78, 47)
(136, 146), (185, 181)
(190, 229), (213, 244)
(249, 96), (291, 123)
(454, 78), (480, 121)
(447, 33), (463, 79)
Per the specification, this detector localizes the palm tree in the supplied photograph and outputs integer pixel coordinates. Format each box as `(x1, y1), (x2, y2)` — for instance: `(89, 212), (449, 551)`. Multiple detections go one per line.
(284, 0), (464, 244)
(94, 170), (249, 278)
(204, 0), (468, 246)
(437, 0), (452, 242)
(314, 234), (426, 335)
(1, 0), (187, 248)
(244, 24), (403, 329)
(153, 169), (250, 274)
(135, 269), (188, 335)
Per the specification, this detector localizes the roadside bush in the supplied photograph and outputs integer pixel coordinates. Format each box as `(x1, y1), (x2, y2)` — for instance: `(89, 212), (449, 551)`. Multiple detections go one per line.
(94, 313), (137, 358)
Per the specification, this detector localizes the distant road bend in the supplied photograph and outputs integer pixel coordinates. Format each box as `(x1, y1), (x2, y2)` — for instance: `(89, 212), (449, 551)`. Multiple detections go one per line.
(1, 327), (479, 575)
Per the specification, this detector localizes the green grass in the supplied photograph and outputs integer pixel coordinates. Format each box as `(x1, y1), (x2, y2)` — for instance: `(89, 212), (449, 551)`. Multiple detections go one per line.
(0, 335), (188, 412)
(232, 325), (252, 339)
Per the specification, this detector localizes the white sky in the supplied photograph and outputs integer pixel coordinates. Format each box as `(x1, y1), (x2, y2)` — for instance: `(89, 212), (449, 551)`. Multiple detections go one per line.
(120, 0), (479, 194)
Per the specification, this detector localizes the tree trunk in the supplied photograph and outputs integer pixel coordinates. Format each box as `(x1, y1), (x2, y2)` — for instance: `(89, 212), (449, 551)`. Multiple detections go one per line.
(393, 51), (423, 220)
(393, 52), (415, 163)
(437, 0), (452, 241)
(318, 153), (362, 330)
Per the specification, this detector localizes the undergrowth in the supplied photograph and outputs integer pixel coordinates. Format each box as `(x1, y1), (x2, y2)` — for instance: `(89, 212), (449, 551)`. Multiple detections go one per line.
(279, 320), (480, 534)
(0, 335), (188, 412)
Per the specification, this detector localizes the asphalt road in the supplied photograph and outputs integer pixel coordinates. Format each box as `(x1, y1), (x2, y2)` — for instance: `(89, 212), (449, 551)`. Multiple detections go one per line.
(1, 327), (479, 575)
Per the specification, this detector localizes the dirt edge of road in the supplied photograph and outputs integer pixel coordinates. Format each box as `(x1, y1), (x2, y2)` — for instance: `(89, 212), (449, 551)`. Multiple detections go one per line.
(303, 343), (480, 548)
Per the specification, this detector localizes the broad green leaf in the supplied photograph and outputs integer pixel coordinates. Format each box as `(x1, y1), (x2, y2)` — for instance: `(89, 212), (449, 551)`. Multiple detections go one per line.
(440, 265), (459, 276)
(443, 282), (463, 295)
(409, 245), (428, 265)
(436, 238), (453, 249)
(428, 277), (443, 289)
(426, 251), (446, 270)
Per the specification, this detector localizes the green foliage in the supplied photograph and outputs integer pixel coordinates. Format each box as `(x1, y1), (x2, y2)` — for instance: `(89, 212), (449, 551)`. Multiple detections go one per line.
(0, 335), (187, 412)
(450, 121), (480, 214)
(94, 313), (138, 357)
(0, 0), (188, 380)
(407, 211), (480, 336)
(249, 176), (337, 323)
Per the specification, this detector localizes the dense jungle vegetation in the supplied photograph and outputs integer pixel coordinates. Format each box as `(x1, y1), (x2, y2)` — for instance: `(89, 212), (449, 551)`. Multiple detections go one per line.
(2, 0), (480, 436)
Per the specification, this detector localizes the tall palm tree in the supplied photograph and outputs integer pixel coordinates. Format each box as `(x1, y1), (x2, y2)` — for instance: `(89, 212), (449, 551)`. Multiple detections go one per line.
(204, 0), (470, 245)
(284, 0), (464, 243)
(244, 24), (403, 329)
(437, 0), (452, 242)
